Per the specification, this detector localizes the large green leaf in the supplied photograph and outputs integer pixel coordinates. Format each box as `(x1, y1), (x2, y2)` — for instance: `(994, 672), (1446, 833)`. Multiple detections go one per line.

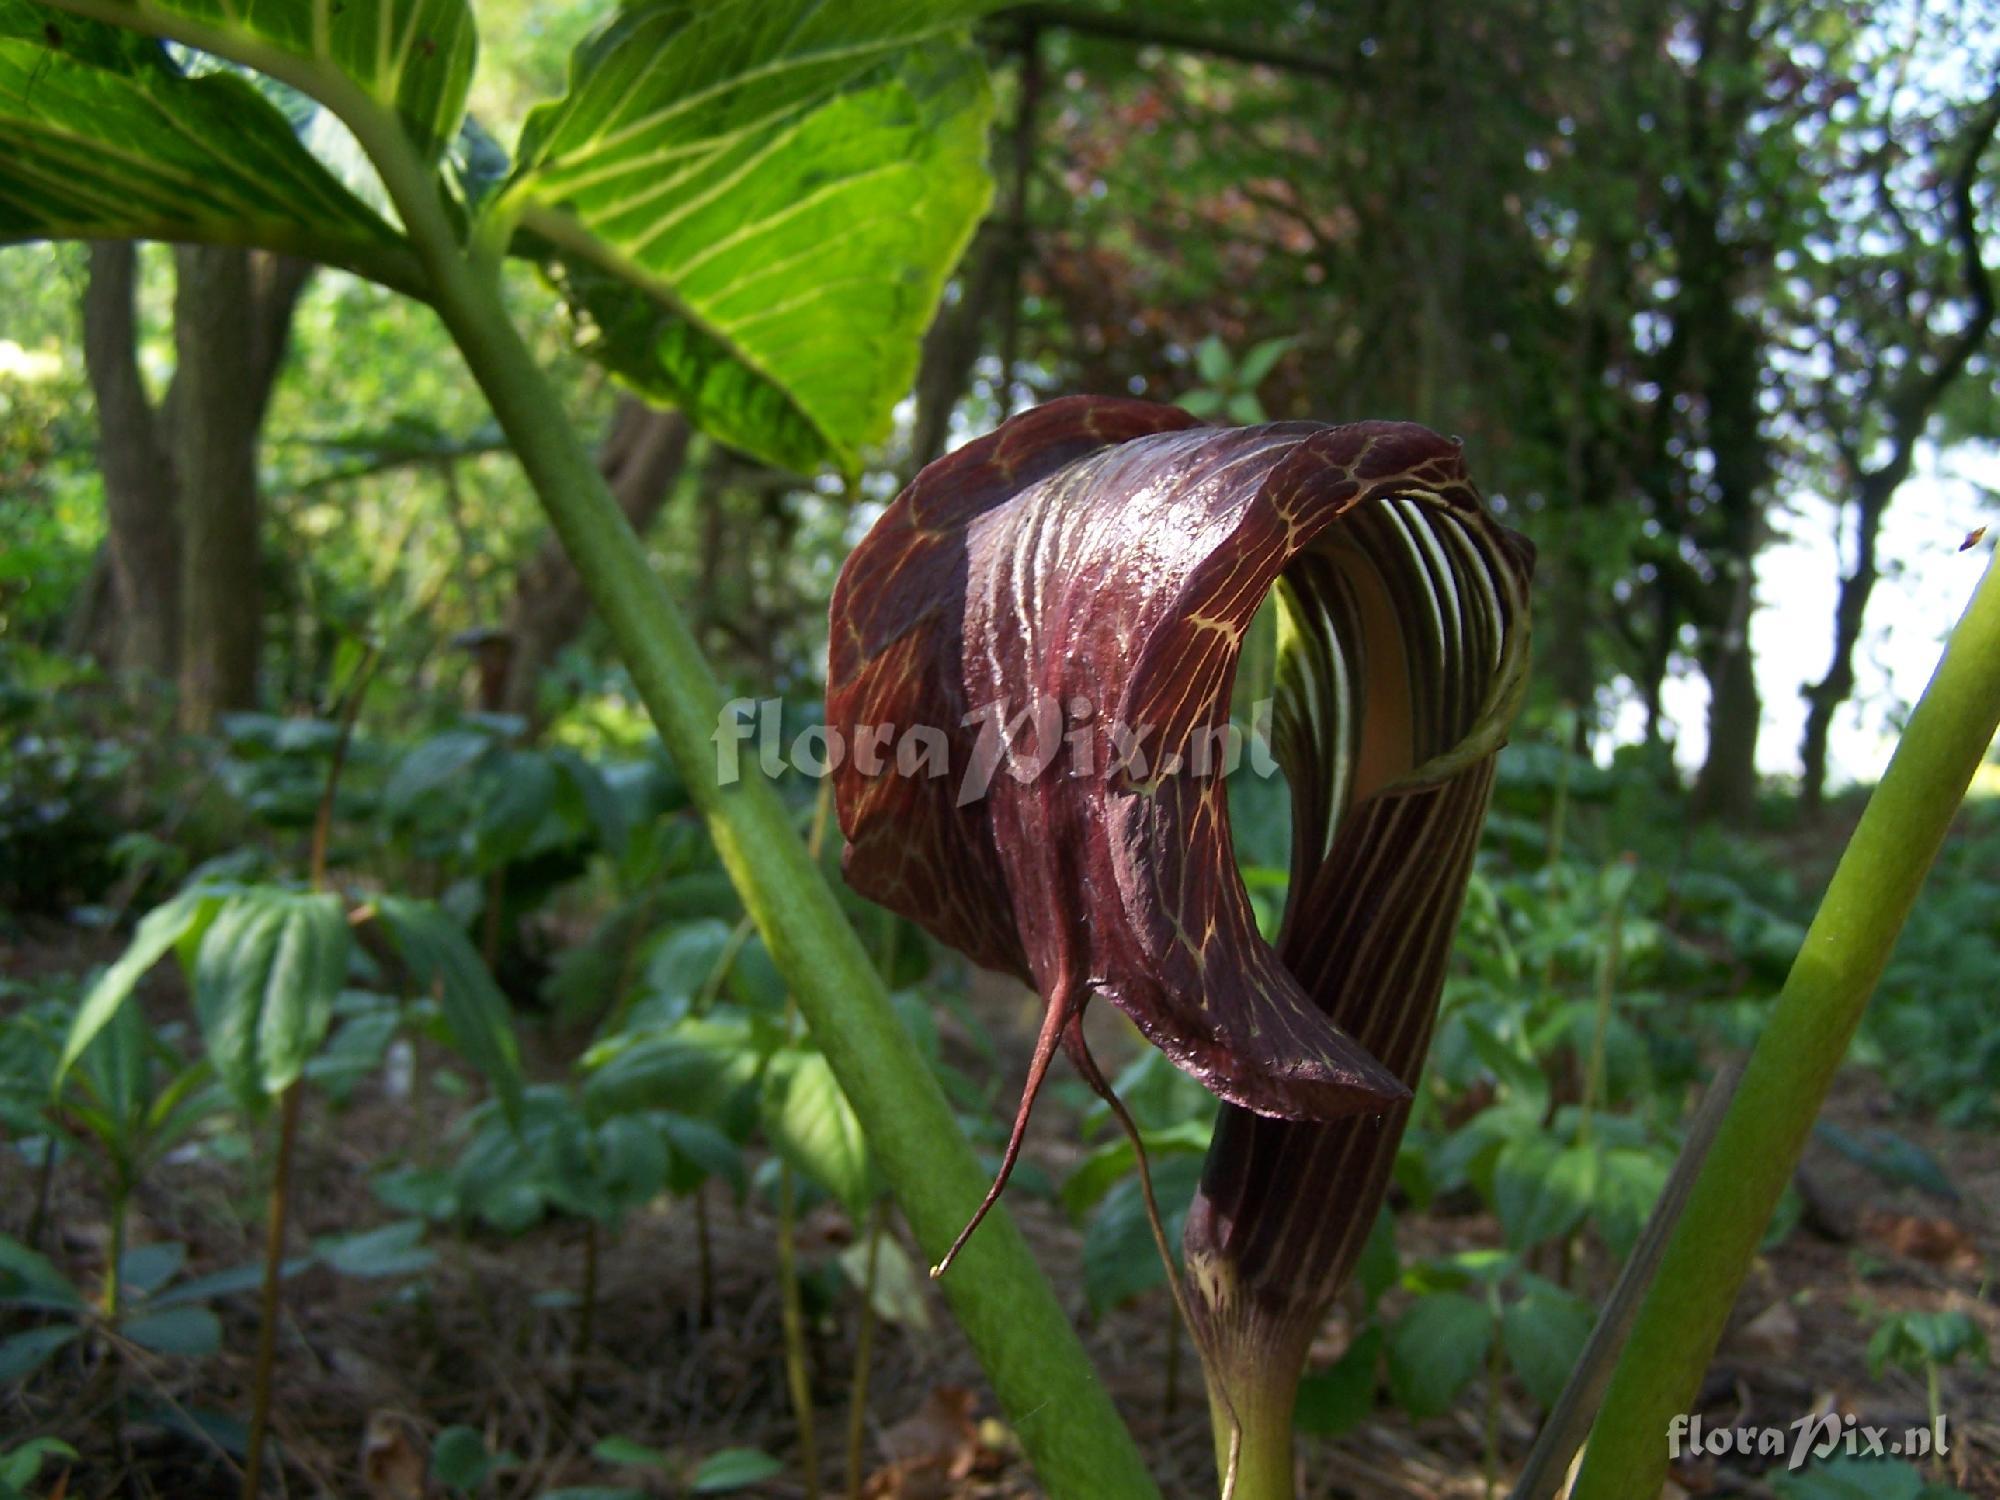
(0, 1436), (76, 1489)
(0, 3), (420, 288)
(691, 1448), (784, 1494)
(55, 885), (226, 1086)
(581, 1015), (764, 1125)
(122, 1304), (223, 1356)
(373, 895), (523, 1121)
(192, 888), (348, 1105)
(1058, 1119), (1211, 1220)
(1500, 1284), (1594, 1408)
(1293, 1326), (1382, 1437)
(1772, 1457), (1971, 1500)
(46, 0), (474, 157)
(0, 1233), (86, 1312)
(760, 1046), (872, 1218)
(1386, 1291), (1492, 1419)
(1080, 1153), (1202, 1315)
(1493, 1137), (1597, 1250)
(504, 0), (994, 475)
(0, 1323), (80, 1381)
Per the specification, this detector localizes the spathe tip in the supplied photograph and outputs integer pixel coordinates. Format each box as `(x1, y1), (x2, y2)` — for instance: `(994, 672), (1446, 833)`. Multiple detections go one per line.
(929, 989), (1073, 1281)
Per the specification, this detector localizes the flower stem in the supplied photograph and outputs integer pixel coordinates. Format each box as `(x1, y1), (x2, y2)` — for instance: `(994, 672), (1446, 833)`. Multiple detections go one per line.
(243, 1081), (302, 1500)
(1575, 856), (1634, 1153)
(308, 643), (376, 892)
(1205, 1370), (1293, 1500)
(1572, 552), (2000, 1497)
(845, 1198), (887, 1499)
(1482, 1296), (1504, 1499)
(1926, 1360), (1942, 1467)
(777, 1157), (820, 1498)
(104, 1185), (127, 1323)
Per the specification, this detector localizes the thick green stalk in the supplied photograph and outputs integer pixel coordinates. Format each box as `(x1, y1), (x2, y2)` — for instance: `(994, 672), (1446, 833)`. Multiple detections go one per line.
(845, 1200), (887, 1500)
(1206, 1376), (1290, 1500)
(1572, 552), (2000, 1498)
(349, 110), (1156, 1500)
(1574, 858), (1634, 1154)
(103, 1186), (128, 1322)
(243, 1082), (303, 1500)
(776, 1158), (821, 1498)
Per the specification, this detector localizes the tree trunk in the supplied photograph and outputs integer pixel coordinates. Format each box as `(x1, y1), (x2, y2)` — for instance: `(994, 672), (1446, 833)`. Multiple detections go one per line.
(500, 398), (691, 719)
(1544, 550), (1603, 729)
(1638, 569), (1678, 751)
(1797, 485), (1887, 813)
(81, 242), (179, 682)
(1691, 574), (1760, 821)
(1797, 96), (1998, 811)
(1683, 295), (1769, 821)
(1688, 310), (1768, 823)
(907, 226), (1005, 478)
(171, 247), (310, 730)
(993, 20), (1042, 418)
(60, 542), (121, 668)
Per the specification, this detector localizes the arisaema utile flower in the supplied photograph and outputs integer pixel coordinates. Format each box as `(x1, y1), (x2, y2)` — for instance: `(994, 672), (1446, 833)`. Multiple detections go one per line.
(827, 395), (1532, 1491)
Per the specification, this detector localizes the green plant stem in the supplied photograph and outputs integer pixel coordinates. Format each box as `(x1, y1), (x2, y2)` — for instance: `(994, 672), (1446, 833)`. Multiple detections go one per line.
(344, 107), (1155, 1500)
(25, 1138), (57, 1252)
(776, 1158), (820, 1499)
(693, 1186), (714, 1328)
(845, 1199), (887, 1500)
(243, 1081), (303, 1500)
(104, 1184), (128, 1322)
(1572, 552), (2000, 1499)
(1507, 1059), (1743, 1500)
(1206, 1375), (1288, 1500)
(1575, 856), (1633, 1154)
(567, 1218), (599, 1411)
(1545, 724), (1571, 870)
(101, 1180), (134, 1482)
(308, 643), (376, 892)
(481, 867), (505, 971)
(1483, 1299), (1503, 1500)
(697, 915), (757, 1012)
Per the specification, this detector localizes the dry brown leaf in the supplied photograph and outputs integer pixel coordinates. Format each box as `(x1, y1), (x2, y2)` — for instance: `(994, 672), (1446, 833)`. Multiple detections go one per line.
(864, 1386), (1005, 1498)
(1736, 1300), (1801, 1360)
(1863, 1211), (1981, 1272)
(360, 1410), (428, 1500)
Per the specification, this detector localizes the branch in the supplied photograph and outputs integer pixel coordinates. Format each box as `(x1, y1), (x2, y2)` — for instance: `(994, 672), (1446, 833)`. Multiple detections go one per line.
(244, 253), (315, 429)
(1000, 4), (1348, 83)
(1866, 86), (2000, 502)
(288, 435), (511, 491)
(995, 17), (1042, 415)
(81, 242), (169, 497)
